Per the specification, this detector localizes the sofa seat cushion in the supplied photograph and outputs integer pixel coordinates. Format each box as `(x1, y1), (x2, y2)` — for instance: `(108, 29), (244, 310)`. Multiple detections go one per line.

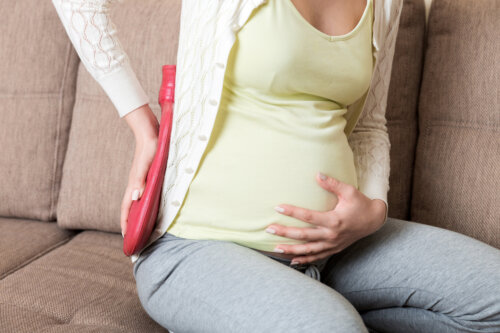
(0, 230), (167, 333)
(0, 217), (77, 279)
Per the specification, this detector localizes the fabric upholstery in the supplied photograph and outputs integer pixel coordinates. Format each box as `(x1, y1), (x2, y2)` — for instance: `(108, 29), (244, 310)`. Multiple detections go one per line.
(0, 0), (499, 332)
(0, 231), (167, 332)
(56, 0), (181, 233)
(411, 0), (500, 248)
(385, 0), (426, 220)
(0, 217), (77, 279)
(0, 0), (79, 220)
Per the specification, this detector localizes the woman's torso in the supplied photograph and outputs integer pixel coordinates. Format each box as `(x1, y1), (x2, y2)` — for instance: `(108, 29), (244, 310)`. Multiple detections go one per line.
(166, 0), (374, 255)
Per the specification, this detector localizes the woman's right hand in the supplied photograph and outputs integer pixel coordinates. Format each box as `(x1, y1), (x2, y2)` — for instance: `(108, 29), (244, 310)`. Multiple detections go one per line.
(120, 103), (160, 237)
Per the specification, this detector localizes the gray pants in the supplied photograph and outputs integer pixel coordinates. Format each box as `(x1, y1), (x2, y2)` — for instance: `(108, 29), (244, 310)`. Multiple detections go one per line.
(133, 217), (500, 332)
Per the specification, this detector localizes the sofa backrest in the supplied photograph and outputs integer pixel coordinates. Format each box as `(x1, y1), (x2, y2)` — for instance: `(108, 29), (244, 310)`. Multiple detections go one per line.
(57, 0), (429, 233)
(6, 0), (496, 251)
(56, 0), (181, 233)
(57, 0), (428, 233)
(0, 0), (79, 221)
(385, 0), (426, 220)
(411, 0), (500, 248)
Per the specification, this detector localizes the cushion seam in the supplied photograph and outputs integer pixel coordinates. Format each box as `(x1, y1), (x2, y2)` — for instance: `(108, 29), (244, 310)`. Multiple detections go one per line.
(0, 301), (64, 325)
(0, 235), (75, 281)
(49, 42), (73, 220)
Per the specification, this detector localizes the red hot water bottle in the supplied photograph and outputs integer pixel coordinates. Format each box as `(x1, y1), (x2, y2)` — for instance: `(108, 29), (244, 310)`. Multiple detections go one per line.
(123, 65), (176, 256)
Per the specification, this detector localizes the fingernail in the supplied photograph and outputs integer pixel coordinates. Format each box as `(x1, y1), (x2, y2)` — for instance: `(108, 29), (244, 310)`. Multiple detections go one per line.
(131, 189), (140, 201)
(318, 172), (327, 181)
(290, 260), (300, 266)
(265, 227), (276, 234)
(273, 247), (285, 253)
(274, 206), (285, 213)
(122, 230), (125, 238)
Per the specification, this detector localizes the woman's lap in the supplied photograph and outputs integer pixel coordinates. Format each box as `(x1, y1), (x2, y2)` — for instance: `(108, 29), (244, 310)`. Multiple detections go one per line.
(321, 216), (500, 333)
(133, 217), (500, 333)
(133, 232), (368, 333)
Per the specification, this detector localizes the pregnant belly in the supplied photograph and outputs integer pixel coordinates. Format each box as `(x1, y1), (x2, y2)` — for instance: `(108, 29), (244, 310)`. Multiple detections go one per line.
(169, 104), (358, 252)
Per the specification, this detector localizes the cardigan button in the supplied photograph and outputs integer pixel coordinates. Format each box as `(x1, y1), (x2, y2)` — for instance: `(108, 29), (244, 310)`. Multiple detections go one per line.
(209, 98), (218, 106)
(172, 200), (181, 207)
(185, 167), (194, 174)
(198, 134), (208, 141)
(215, 62), (225, 69)
(231, 22), (240, 31)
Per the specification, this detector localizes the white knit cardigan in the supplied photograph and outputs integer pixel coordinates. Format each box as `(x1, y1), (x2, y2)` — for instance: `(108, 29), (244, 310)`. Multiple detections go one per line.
(52, 0), (404, 263)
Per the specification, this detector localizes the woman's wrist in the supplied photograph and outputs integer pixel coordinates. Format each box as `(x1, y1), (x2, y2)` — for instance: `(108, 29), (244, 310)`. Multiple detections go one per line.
(123, 103), (159, 141)
(371, 198), (388, 227)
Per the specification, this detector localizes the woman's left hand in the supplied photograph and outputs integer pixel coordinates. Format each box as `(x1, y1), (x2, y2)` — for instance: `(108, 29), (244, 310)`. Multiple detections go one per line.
(266, 172), (388, 265)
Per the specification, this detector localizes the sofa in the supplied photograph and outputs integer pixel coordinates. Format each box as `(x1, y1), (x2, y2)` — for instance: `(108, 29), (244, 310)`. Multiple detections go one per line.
(1, 0), (498, 331)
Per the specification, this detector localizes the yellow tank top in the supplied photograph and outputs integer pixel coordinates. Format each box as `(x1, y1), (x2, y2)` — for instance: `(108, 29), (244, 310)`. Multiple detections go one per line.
(167, 0), (374, 252)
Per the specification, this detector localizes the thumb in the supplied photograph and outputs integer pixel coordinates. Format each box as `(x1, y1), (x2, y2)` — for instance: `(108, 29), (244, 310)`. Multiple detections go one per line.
(316, 172), (348, 197)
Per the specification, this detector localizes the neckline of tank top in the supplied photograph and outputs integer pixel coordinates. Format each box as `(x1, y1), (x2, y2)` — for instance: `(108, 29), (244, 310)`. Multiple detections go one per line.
(284, 0), (372, 42)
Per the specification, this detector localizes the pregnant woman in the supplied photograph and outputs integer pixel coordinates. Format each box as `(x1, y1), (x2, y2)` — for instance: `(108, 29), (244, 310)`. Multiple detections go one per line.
(52, 0), (500, 332)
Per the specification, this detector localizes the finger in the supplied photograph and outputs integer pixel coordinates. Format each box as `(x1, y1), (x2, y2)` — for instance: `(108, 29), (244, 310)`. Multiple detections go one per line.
(122, 182), (145, 235)
(291, 247), (340, 265)
(266, 224), (332, 242)
(120, 188), (133, 236)
(275, 204), (330, 228)
(274, 240), (333, 256)
(316, 172), (356, 199)
(121, 143), (154, 236)
(132, 160), (150, 200)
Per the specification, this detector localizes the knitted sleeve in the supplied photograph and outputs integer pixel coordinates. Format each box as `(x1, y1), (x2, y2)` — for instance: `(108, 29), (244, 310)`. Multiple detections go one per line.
(347, 4), (403, 223)
(51, 0), (149, 118)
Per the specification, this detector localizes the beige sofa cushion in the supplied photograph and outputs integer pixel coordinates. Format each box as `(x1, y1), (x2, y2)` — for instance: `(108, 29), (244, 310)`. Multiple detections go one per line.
(56, 0), (181, 233)
(385, 0), (426, 219)
(0, 231), (167, 332)
(0, 0), (79, 221)
(412, 0), (500, 248)
(0, 218), (77, 279)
